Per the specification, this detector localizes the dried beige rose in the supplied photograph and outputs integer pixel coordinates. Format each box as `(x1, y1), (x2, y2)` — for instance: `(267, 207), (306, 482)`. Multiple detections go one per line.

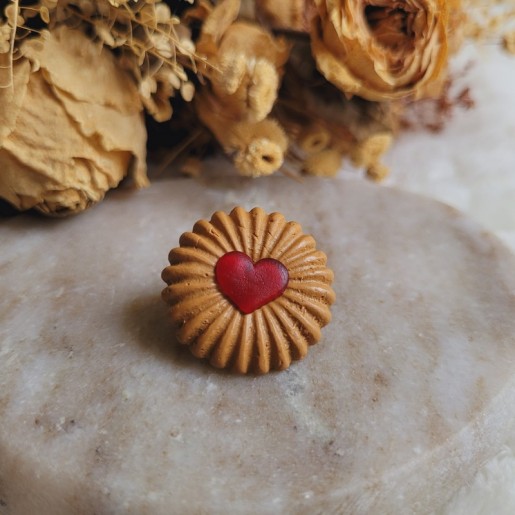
(0, 26), (148, 216)
(310, 0), (454, 101)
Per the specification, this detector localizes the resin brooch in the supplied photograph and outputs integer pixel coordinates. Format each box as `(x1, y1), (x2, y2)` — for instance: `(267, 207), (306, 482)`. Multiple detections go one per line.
(161, 207), (335, 374)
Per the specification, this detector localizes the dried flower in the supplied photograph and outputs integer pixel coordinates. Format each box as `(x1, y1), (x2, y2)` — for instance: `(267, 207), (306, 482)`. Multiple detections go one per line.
(297, 125), (332, 155)
(310, 0), (454, 101)
(196, 0), (290, 123)
(5, 0), (198, 122)
(274, 40), (399, 180)
(0, 27), (148, 215)
(189, 0), (291, 176)
(303, 149), (343, 177)
(196, 85), (288, 177)
(350, 132), (393, 181)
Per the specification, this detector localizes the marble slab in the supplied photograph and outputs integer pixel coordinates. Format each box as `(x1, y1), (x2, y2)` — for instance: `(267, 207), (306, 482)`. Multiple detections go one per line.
(1, 176), (515, 514)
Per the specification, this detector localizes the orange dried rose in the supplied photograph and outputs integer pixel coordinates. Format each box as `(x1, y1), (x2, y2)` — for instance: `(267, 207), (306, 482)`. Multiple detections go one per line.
(310, 0), (455, 101)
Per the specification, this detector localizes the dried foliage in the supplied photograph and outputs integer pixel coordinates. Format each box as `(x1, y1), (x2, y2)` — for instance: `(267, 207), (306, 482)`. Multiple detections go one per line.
(0, 0), (195, 214)
(0, 0), (512, 216)
(0, 26), (147, 215)
(183, 0), (468, 180)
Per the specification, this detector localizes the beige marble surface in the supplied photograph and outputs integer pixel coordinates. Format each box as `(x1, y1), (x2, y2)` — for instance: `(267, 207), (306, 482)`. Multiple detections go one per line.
(1, 176), (515, 514)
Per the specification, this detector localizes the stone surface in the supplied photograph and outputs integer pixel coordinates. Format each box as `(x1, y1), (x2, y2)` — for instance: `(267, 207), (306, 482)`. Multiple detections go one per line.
(1, 176), (515, 514)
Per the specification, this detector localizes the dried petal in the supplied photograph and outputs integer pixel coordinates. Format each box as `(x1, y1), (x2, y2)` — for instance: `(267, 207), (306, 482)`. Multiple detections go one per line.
(21, 26), (142, 114)
(0, 60), (31, 144)
(254, 0), (314, 32)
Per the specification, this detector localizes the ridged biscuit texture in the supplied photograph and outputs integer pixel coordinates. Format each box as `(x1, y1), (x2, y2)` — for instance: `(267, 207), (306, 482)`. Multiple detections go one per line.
(161, 207), (335, 374)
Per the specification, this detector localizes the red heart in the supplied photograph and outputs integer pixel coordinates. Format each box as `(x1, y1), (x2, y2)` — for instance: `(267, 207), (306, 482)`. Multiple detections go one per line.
(215, 251), (289, 314)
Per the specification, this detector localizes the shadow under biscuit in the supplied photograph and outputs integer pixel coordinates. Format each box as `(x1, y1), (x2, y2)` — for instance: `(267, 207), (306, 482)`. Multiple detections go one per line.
(123, 292), (235, 377)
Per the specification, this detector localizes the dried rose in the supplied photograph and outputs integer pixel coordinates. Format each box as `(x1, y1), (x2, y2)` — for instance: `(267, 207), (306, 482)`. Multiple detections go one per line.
(195, 89), (288, 177)
(310, 0), (454, 101)
(0, 26), (148, 216)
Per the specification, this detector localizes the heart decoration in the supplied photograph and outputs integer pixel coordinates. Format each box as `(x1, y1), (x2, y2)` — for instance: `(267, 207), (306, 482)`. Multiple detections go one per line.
(215, 251), (289, 314)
